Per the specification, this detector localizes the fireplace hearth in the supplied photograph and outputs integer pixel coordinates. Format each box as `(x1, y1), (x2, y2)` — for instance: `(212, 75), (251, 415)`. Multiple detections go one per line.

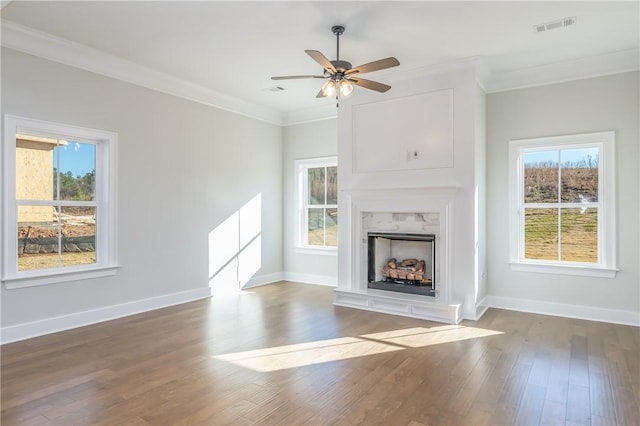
(367, 232), (436, 297)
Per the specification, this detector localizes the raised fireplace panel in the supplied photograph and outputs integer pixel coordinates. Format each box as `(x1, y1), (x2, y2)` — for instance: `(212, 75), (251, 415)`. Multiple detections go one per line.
(352, 89), (454, 173)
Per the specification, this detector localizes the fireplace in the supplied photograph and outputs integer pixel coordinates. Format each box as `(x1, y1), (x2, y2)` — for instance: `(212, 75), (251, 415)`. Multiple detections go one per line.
(335, 190), (463, 324)
(335, 61), (488, 324)
(367, 232), (436, 297)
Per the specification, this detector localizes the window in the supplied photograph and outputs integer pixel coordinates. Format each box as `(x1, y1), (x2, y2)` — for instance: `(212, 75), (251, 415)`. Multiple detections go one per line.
(509, 131), (616, 277)
(2, 115), (118, 288)
(296, 157), (338, 251)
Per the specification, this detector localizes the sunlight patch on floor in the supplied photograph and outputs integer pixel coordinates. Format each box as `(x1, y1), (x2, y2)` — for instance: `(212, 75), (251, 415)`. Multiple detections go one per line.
(213, 325), (502, 372)
(361, 325), (503, 348)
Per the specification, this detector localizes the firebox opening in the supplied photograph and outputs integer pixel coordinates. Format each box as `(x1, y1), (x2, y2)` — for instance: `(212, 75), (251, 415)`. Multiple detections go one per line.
(367, 232), (436, 297)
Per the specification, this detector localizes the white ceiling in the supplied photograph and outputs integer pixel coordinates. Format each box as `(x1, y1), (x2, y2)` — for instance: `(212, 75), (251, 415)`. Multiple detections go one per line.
(2, 1), (639, 124)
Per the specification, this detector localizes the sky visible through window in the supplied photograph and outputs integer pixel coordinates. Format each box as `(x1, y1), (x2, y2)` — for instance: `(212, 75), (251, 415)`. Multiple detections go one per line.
(524, 147), (599, 166)
(53, 142), (95, 176)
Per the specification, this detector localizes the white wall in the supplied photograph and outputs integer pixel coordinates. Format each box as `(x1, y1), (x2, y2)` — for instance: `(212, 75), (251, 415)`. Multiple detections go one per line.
(1, 48), (283, 335)
(487, 71), (640, 324)
(282, 119), (338, 285)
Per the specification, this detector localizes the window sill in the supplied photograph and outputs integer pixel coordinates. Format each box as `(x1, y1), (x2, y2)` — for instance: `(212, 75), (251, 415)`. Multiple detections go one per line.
(509, 262), (618, 278)
(3, 265), (120, 289)
(295, 247), (338, 256)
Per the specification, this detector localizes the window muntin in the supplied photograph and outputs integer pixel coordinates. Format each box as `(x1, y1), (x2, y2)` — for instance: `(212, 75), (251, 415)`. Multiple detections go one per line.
(3, 116), (118, 288)
(509, 132), (616, 277)
(296, 157), (338, 250)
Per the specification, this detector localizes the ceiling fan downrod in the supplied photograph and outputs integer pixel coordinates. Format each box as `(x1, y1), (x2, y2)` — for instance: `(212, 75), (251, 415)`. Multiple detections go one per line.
(332, 25), (344, 61)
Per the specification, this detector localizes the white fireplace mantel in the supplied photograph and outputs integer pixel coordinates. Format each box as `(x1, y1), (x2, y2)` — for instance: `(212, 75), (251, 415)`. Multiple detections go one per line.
(335, 187), (462, 324)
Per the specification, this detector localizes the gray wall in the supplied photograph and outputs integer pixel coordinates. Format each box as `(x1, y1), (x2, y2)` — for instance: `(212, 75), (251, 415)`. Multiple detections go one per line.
(1, 48), (283, 327)
(487, 71), (639, 314)
(283, 119), (338, 284)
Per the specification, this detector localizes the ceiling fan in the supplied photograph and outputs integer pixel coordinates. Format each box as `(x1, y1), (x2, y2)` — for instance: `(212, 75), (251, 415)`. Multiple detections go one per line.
(271, 25), (400, 101)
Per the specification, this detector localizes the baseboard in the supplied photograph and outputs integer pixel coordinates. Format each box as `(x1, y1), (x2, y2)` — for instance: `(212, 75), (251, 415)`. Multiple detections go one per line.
(464, 296), (489, 321)
(242, 272), (285, 289)
(487, 295), (640, 327)
(1, 287), (212, 344)
(283, 272), (338, 287)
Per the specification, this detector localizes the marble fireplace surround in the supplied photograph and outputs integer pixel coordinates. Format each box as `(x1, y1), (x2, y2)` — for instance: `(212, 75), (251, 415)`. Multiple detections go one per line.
(335, 188), (462, 324)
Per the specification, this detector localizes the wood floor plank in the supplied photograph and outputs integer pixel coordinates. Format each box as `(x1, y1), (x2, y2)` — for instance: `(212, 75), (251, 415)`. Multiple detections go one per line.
(566, 384), (591, 425)
(539, 399), (567, 426)
(1, 283), (638, 426)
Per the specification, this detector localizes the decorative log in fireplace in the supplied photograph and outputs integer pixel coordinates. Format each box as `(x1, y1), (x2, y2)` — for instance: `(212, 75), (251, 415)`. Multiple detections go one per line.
(382, 258), (431, 285)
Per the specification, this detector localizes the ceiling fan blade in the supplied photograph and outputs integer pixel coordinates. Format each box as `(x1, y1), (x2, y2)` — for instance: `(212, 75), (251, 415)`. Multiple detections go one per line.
(305, 50), (337, 74)
(271, 75), (325, 80)
(349, 77), (392, 93)
(316, 88), (328, 98)
(345, 57), (400, 76)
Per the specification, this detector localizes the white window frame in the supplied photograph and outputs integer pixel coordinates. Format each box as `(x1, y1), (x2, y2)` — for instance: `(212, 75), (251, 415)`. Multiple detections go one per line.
(295, 156), (338, 254)
(509, 131), (617, 278)
(2, 115), (119, 288)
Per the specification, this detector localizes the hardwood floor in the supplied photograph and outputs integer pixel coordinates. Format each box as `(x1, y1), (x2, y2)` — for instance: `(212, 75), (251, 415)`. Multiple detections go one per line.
(2, 282), (639, 425)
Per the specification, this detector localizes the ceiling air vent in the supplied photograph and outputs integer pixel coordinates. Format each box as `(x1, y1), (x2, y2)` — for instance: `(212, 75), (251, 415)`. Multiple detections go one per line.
(534, 16), (577, 33)
(262, 86), (285, 93)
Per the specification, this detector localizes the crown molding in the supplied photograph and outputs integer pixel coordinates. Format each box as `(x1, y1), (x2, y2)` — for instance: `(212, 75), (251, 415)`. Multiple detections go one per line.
(485, 49), (640, 93)
(282, 103), (337, 126)
(1, 20), (284, 125)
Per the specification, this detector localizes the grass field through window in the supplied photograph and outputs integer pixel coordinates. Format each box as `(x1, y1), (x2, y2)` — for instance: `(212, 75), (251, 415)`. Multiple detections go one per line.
(524, 208), (597, 262)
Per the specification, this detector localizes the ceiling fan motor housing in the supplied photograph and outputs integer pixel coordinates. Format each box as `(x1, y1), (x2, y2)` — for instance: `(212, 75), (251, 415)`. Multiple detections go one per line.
(331, 60), (353, 74)
(331, 25), (345, 36)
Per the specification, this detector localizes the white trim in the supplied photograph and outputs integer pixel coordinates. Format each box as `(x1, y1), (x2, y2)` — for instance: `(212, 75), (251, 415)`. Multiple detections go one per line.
(509, 262), (618, 278)
(284, 272), (338, 287)
(467, 296), (489, 321)
(487, 295), (640, 327)
(3, 265), (119, 289)
(282, 104), (337, 127)
(0, 287), (212, 344)
(241, 272), (285, 289)
(1, 20), (282, 126)
(485, 49), (639, 93)
(294, 247), (338, 256)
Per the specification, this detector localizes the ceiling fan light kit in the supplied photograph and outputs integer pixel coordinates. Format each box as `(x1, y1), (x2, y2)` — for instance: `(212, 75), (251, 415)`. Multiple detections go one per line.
(321, 78), (354, 98)
(272, 25), (399, 105)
